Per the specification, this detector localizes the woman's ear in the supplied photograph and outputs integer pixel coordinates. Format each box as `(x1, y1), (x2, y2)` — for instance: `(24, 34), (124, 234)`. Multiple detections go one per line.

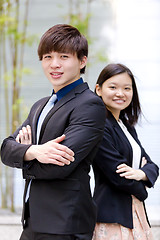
(95, 84), (102, 97)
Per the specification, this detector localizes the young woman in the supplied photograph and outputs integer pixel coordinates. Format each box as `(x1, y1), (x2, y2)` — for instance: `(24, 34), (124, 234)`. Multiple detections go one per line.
(92, 63), (159, 240)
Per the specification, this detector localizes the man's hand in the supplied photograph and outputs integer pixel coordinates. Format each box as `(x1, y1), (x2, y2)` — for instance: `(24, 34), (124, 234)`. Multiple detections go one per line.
(24, 134), (74, 166)
(16, 126), (74, 166)
(16, 125), (32, 144)
(116, 163), (147, 181)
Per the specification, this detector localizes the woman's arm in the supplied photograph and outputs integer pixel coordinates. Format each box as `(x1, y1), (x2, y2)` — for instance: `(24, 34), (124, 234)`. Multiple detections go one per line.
(116, 157), (148, 181)
(93, 124), (148, 201)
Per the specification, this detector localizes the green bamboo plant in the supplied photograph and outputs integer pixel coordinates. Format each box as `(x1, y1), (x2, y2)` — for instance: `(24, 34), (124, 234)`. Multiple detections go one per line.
(0, 0), (35, 211)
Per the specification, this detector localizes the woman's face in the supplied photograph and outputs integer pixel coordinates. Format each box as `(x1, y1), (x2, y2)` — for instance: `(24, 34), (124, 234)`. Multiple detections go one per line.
(96, 72), (133, 120)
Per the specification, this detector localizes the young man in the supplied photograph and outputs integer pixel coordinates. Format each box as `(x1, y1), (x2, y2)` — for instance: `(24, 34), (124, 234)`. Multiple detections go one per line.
(1, 24), (106, 240)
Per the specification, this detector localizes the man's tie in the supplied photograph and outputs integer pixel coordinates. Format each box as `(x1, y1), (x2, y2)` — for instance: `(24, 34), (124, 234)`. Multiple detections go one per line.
(36, 94), (57, 143)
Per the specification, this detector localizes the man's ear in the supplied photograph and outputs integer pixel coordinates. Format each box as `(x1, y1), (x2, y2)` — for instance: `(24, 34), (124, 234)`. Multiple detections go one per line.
(95, 84), (102, 97)
(80, 56), (87, 69)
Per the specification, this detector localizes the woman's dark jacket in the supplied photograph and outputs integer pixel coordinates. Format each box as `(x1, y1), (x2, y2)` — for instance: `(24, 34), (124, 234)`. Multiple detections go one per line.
(93, 111), (159, 229)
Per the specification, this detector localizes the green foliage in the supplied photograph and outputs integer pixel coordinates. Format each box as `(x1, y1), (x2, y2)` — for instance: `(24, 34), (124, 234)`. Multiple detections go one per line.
(95, 48), (109, 62)
(0, 0), (36, 212)
(69, 13), (91, 35)
(0, 15), (14, 27)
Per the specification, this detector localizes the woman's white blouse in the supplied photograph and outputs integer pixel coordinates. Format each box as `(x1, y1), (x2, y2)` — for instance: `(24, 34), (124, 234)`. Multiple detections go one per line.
(118, 120), (141, 169)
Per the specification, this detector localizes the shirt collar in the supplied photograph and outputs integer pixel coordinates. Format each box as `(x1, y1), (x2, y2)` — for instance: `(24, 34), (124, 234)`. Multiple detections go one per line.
(52, 78), (83, 101)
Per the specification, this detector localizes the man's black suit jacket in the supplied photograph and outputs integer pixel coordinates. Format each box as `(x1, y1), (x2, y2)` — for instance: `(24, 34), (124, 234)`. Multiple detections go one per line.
(1, 82), (106, 234)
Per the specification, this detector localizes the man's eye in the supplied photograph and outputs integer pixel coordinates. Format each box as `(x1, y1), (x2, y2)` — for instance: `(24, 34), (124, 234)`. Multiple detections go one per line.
(43, 55), (51, 59)
(61, 55), (68, 59)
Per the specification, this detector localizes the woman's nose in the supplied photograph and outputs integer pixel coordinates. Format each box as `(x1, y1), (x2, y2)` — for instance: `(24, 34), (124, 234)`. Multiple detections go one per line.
(116, 89), (124, 96)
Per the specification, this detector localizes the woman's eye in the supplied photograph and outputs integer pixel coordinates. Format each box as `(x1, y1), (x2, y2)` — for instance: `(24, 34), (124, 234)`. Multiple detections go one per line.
(109, 86), (116, 89)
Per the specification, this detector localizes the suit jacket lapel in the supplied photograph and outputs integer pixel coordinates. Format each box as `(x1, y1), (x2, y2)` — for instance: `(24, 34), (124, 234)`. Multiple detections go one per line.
(108, 112), (133, 165)
(31, 97), (50, 144)
(38, 82), (89, 143)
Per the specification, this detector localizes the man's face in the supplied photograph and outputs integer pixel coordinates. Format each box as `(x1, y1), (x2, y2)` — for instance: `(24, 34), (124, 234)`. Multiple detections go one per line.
(41, 51), (87, 92)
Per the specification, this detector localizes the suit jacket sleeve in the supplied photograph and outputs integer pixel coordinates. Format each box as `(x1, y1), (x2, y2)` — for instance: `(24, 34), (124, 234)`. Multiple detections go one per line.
(93, 122), (149, 201)
(1, 119), (32, 169)
(1, 96), (106, 180)
(129, 126), (159, 188)
(1, 99), (43, 168)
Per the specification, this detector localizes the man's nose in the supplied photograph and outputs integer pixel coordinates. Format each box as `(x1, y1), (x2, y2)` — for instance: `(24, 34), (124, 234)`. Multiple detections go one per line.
(50, 58), (61, 68)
